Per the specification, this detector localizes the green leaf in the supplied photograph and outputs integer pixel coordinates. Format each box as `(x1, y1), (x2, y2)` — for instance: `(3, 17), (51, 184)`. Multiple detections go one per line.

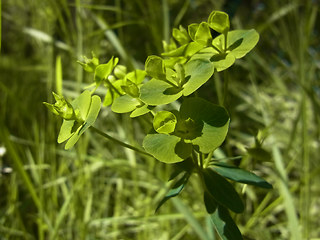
(180, 98), (230, 153)
(130, 104), (153, 118)
(155, 171), (190, 212)
(188, 23), (199, 41)
(194, 22), (212, 46)
(79, 95), (101, 135)
(71, 90), (92, 121)
(212, 30), (259, 59)
(173, 25), (190, 45)
(210, 205), (243, 240)
(153, 111), (177, 134)
(77, 53), (99, 73)
(121, 80), (140, 98)
(125, 69), (146, 84)
(209, 162), (272, 189)
(140, 79), (183, 106)
(204, 191), (218, 214)
(113, 65), (127, 79)
(64, 125), (83, 150)
(57, 120), (77, 143)
(190, 48), (235, 72)
(143, 134), (192, 163)
(145, 55), (166, 80)
(203, 168), (244, 213)
(208, 11), (230, 34)
(103, 80), (124, 106)
(162, 42), (203, 58)
(111, 94), (140, 113)
(182, 59), (214, 96)
(94, 57), (118, 86)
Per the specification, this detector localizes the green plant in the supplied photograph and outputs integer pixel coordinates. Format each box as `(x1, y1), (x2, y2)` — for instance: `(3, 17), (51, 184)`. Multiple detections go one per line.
(44, 10), (272, 240)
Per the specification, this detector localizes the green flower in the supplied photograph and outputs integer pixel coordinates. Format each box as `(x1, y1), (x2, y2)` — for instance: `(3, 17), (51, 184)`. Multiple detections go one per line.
(143, 98), (230, 163)
(44, 91), (101, 149)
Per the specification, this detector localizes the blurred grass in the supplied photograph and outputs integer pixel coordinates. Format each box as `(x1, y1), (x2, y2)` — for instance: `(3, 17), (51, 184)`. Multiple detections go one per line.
(1, 0), (320, 239)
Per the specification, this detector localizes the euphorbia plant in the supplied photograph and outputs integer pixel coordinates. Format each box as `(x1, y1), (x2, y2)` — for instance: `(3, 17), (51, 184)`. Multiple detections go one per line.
(44, 10), (272, 240)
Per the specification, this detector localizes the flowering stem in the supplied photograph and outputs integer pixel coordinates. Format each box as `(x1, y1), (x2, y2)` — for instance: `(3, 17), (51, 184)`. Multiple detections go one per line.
(90, 126), (153, 157)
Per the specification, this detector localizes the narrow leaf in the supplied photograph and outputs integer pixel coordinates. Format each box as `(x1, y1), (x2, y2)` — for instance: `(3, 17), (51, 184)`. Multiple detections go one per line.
(210, 205), (243, 240)
(155, 172), (190, 212)
(210, 162), (272, 189)
(203, 168), (244, 213)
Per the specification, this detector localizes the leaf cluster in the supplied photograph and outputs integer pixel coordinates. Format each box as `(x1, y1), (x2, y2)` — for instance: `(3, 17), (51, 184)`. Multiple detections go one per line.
(44, 10), (270, 240)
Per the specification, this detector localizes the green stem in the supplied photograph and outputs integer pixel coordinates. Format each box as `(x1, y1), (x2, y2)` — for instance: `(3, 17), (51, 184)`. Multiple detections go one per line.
(90, 126), (153, 157)
(223, 31), (228, 52)
(222, 70), (229, 107)
(203, 151), (213, 168)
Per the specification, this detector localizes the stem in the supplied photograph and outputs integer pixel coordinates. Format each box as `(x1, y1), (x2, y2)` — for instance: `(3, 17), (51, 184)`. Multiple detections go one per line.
(90, 126), (153, 157)
(223, 31), (228, 52)
(222, 70), (229, 107)
(204, 151), (213, 168)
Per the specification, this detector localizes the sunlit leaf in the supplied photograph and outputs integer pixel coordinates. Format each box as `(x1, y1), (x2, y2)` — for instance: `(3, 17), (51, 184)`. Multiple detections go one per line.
(173, 25), (190, 45)
(208, 11), (230, 33)
(140, 79), (183, 106)
(153, 111), (177, 134)
(145, 55), (166, 80)
(111, 94), (140, 113)
(194, 22), (212, 46)
(182, 59), (214, 96)
(180, 98), (230, 153)
(94, 57), (119, 86)
(143, 133), (192, 163)
(130, 104), (153, 118)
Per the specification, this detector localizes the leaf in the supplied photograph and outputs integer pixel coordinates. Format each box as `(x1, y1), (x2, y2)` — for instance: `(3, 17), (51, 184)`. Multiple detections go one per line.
(209, 162), (272, 189)
(188, 23), (199, 41)
(130, 104), (153, 118)
(182, 59), (214, 96)
(153, 111), (177, 134)
(180, 98), (230, 153)
(190, 48), (235, 72)
(139, 79), (183, 106)
(57, 120), (76, 143)
(194, 22), (212, 46)
(103, 80), (124, 106)
(155, 172), (190, 212)
(203, 168), (244, 213)
(121, 80), (140, 98)
(143, 134), (192, 163)
(210, 205), (243, 240)
(145, 55), (166, 80)
(161, 42), (203, 58)
(125, 69), (146, 84)
(71, 90), (92, 121)
(204, 191), (218, 214)
(64, 125), (83, 150)
(111, 94), (140, 113)
(172, 25), (190, 45)
(79, 95), (101, 135)
(94, 57), (118, 86)
(212, 30), (259, 59)
(208, 11), (230, 34)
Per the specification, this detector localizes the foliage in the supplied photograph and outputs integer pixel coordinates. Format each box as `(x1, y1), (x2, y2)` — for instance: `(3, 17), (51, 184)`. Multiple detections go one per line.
(1, 0), (320, 239)
(44, 10), (270, 239)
